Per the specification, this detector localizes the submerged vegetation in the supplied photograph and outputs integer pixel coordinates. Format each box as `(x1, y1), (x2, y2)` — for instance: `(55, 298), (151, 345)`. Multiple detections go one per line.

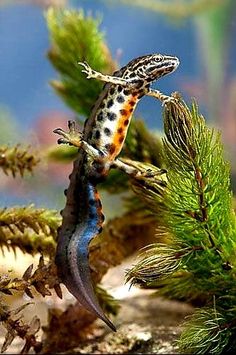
(0, 5), (236, 354)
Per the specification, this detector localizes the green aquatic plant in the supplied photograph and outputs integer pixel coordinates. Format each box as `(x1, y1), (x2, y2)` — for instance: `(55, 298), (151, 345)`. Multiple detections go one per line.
(46, 7), (116, 117)
(127, 100), (236, 353)
(0, 145), (40, 177)
(0, 205), (59, 256)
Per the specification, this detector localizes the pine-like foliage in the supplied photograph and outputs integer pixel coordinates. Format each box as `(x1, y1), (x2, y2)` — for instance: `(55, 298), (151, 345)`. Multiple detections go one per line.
(46, 7), (116, 117)
(127, 100), (236, 353)
(0, 205), (59, 256)
(0, 145), (39, 177)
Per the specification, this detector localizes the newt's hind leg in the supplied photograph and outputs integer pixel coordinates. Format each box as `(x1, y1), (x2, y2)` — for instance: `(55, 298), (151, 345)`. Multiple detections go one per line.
(112, 157), (166, 179)
(53, 120), (82, 147)
(112, 158), (167, 195)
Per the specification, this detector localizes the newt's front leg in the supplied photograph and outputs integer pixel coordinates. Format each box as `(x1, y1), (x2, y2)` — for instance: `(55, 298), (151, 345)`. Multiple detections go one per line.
(79, 61), (178, 105)
(79, 62), (130, 86)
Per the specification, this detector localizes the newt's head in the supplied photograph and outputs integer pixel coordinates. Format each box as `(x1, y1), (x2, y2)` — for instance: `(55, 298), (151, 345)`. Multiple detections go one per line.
(125, 53), (179, 83)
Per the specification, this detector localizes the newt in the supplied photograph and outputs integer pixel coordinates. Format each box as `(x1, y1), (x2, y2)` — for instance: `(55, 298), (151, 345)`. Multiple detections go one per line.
(54, 53), (179, 331)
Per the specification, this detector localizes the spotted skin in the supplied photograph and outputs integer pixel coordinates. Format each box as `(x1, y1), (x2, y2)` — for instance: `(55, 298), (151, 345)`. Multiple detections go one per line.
(55, 53), (180, 331)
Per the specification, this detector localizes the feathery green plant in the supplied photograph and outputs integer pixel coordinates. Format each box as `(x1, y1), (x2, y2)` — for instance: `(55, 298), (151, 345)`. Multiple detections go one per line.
(0, 145), (39, 177)
(127, 99), (236, 353)
(0, 205), (60, 256)
(46, 7), (116, 117)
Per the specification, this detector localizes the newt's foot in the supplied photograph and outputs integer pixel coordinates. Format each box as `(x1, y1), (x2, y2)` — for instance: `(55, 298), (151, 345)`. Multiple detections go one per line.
(161, 91), (181, 107)
(161, 94), (177, 107)
(53, 120), (82, 148)
(78, 61), (95, 79)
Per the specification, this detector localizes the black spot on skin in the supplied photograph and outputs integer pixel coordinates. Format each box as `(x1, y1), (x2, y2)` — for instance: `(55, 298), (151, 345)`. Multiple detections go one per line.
(129, 72), (136, 78)
(118, 127), (123, 134)
(94, 130), (101, 139)
(119, 136), (124, 143)
(117, 95), (125, 103)
(98, 150), (104, 157)
(97, 112), (104, 122)
(100, 103), (105, 109)
(109, 87), (115, 95)
(105, 143), (116, 154)
(129, 100), (136, 106)
(117, 85), (123, 92)
(124, 119), (129, 126)
(123, 89), (131, 96)
(88, 131), (93, 139)
(107, 112), (116, 121)
(129, 108), (134, 113)
(113, 70), (120, 76)
(120, 109), (128, 116)
(89, 199), (96, 206)
(104, 127), (111, 136)
(107, 99), (114, 108)
(95, 165), (105, 174)
(136, 80), (144, 88)
(89, 212), (95, 219)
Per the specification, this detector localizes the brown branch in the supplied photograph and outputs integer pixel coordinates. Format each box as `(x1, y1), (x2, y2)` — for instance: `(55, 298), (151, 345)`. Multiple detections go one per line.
(0, 302), (42, 354)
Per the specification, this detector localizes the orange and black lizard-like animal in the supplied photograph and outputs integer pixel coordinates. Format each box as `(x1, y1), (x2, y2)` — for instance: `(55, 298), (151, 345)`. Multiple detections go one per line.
(54, 53), (179, 331)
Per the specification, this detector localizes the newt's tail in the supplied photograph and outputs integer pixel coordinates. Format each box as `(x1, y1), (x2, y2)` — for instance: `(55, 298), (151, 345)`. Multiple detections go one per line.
(55, 177), (116, 331)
